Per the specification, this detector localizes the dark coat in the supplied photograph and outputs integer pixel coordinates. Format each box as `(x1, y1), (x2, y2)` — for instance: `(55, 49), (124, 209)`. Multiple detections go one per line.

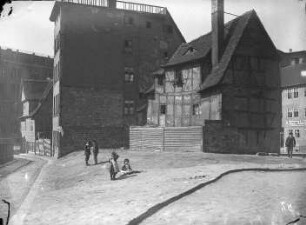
(85, 142), (91, 155)
(285, 136), (296, 148)
(92, 140), (99, 154)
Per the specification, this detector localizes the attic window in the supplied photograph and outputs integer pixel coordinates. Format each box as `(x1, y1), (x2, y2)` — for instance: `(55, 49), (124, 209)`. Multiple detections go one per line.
(184, 47), (196, 55)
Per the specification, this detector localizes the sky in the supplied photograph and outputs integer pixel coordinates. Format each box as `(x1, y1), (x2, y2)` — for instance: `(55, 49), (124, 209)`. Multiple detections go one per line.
(0, 0), (305, 57)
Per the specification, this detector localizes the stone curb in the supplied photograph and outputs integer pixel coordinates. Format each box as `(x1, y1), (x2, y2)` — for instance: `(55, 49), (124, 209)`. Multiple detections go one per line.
(127, 166), (306, 225)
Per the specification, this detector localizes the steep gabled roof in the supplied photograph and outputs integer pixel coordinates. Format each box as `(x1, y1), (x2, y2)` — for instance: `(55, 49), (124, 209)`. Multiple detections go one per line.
(201, 10), (256, 91)
(164, 10), (274, 91)
(281, 63), (306, 88)
(20, 79), (53, 119)
(165, 10), (255, 68)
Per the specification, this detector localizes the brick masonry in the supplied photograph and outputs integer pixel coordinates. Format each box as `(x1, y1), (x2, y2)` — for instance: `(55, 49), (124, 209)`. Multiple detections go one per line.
(59, 87), (125, 156)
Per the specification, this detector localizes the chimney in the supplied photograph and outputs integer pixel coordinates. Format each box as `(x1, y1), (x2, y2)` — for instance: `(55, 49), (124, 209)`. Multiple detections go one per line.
(109, 0), (117, 8)
(211, 0), (224, 68)
(289, 48), (292, 53)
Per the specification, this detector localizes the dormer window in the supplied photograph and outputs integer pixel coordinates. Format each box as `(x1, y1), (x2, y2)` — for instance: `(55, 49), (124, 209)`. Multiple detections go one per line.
(184, 47), (196, 55)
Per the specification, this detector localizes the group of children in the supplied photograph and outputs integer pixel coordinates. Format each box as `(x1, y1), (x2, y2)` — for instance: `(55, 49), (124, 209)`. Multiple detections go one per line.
(109, 151), (133, 180)
(84, 140), (133, 180)
(84, 140), (99, 166)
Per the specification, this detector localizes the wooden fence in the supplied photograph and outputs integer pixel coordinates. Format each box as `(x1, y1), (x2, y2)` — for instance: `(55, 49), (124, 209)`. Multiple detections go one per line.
(22, 139), (52, 157)
(130, 126), (203, 152)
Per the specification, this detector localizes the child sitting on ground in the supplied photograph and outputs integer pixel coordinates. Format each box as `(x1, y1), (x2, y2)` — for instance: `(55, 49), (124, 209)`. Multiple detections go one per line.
(121, 158), (133, 175)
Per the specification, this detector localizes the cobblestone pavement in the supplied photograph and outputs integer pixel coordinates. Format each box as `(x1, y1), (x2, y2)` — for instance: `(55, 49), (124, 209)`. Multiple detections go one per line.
(0, 155), (47, 225)
(143, 171), (306, 225)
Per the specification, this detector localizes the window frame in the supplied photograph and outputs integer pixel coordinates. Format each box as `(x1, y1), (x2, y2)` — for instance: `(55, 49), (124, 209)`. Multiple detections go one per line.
(160, 104), (167, 115)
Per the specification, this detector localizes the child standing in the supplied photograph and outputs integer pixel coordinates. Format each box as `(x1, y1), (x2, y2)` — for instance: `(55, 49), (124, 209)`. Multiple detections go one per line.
(109, 151), (119, 180)
(84, 140), (92, 166)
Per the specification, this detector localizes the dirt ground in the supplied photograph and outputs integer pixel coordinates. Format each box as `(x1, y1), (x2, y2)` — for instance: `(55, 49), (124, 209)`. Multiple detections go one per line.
(9, 150), (306, 225)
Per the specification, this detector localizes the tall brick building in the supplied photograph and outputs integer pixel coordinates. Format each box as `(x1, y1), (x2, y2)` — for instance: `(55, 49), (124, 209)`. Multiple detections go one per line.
(280, 50), (306, 154)
(49, 0), (185, 157)
(144, 0), (281, 154)
(0, 47), (53, 163)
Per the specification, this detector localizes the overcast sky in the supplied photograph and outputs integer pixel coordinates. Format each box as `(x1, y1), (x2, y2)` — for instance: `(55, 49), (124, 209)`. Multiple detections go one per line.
(0, 0), (305, 56)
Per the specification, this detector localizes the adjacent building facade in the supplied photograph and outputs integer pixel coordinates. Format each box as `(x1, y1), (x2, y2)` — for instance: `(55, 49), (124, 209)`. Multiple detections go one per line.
(49, 0), (185, 157)
(0, 47), (53, 163)
(146, 1), (281, 154)
(20, 79), (53, 155)
(280, 50), (306, 154)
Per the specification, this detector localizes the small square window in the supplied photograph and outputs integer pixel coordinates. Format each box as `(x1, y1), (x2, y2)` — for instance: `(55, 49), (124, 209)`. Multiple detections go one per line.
(125, 17), (134, 25)
(160, 104), (166, 115)
(124, 40), (133, 48)
(288, 111), (293, 118)
(163, 25), (173, 34)
(294, 110), (299, 117)
(124, 100), (134, 115)
(146, 21), (151, 28)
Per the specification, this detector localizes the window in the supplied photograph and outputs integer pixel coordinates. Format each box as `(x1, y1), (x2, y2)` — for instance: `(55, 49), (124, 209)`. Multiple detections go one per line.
(288, 109), (293, 118)
(124, 68), (134, 83)
(160, 104), (166, 115)
(164, 52), (168, 58)
(54, 34), (60, 53)
(294, 88), (298, 98)
(291, 58), (299, 65)
(294, 109), (299, 117)
(124, 16), (134, 25)
(288, 89), (293, 99)
(124, 101), (134, 115)
(157, 75), (165, 86)
(174, 70), (183, 87)
(124, 40), (133, 53)
(146, 21), (151, 28)
(163, 25), (173, 34)
(53, 94), (60, 116)
(295, 129), (300, 138)
(193, 104), (200, 115)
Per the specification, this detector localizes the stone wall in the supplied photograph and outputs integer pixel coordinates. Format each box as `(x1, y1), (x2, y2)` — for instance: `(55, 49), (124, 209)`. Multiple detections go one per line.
(203, 120), (270, 154)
